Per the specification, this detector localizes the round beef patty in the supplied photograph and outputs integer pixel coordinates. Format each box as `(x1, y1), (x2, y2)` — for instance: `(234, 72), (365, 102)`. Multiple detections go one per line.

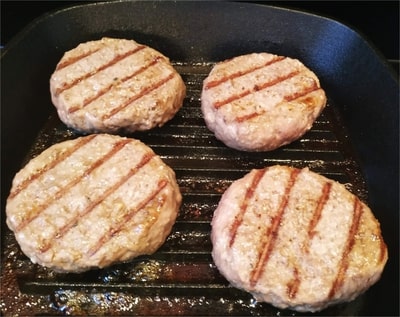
(6, 134), (182, 272)
(201, 53), (327, 151)
(50, 37), (186, 133)
(211, 165), (387, 312)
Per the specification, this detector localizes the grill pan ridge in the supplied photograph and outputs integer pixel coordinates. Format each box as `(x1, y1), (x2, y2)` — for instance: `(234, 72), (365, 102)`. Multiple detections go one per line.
(1, 1), (398, 316)
(0, 62), (377, 316)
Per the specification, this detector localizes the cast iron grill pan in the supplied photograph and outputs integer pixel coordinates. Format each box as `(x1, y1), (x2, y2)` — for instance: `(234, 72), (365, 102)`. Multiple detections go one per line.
(1, 1), (398, 316)
(2, 61), (370, 316)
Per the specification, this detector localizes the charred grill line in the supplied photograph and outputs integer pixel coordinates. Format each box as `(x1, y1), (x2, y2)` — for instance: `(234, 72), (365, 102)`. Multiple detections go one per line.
(89, 179), (168, 256)
(8, 135), (97, 201)
(307, 182), (332, 246)
(39, 151), (155, 253)
(235, 81), (320, 123)
(328, 197), (363, 299)
(249, 168), (301, 287)
(55, 48), (101, 71)
(204, 56), (285, 89)
(287, 267), (300, 299)
(228, 168), (267, 248)
(213, 70), (300, 109)
(69, 56), (163, 114)
(284, 82), (320, 102)
(15, 137), (131, 232)
(55, 45), (146, 96)
(284, 181), (332, 299)
(101, 72), (176, 120)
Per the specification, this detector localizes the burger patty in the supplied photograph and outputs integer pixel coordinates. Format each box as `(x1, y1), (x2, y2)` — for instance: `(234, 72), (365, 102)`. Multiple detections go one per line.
(211, 165), (388, 312)
(201, 53), (327, 151)
(50, 37), (186, 133)
(6, 134), (182, 272)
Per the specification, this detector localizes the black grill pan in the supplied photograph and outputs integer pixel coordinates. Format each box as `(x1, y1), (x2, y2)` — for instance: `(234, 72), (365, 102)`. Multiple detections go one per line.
(1, 1), (398, 316)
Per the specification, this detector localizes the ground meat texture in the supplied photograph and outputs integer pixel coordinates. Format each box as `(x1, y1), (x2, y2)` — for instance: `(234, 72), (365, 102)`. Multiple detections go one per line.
(50, 37), (186, 134)
(6, 134), (182, 272)
(211, 165), (387, 312)
(201, 53), (326, 151)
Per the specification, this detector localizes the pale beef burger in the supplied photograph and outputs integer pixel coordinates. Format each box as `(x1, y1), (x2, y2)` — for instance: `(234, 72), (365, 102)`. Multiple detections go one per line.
(50, 37), (186, 133)
(6, 134), (182, 272)
(211, 165), (387, 312)
(201, 53), (327, 151)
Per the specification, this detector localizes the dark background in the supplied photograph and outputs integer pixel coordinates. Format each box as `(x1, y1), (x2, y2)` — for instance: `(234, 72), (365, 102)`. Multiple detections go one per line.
(1, 1), (399, 65)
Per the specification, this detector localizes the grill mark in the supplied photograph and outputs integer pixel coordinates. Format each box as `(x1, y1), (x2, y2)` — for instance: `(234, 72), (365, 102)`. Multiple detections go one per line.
(55, 48), (101, 71)
(89, 179), (168, 256)
(228, 168), (267, 248)
(282, 181), (332, 299)
(8, 135), (96, 201)
(286, 267), (300, 299)
(235, 85), (321, 123)
(68, 56), (163, 114)
(15, 138), (131, 232)
(55, 45), (146, 96)
(284, 181), (332, 300)
(306, 182), (332, 248)
(101, 72), (176, 120)
(214, 70), (299, 109)
(138, 191), (168, 245)
(328, 197), (364, 299)
(204, 56), (285, 89)
(39, 152), (155, 253)
(284, 81), (319, 102)
(281, 180), (332, 299)
(249, 168), (301, 287)
(235, 112), (260, 123)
